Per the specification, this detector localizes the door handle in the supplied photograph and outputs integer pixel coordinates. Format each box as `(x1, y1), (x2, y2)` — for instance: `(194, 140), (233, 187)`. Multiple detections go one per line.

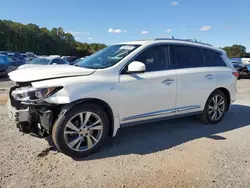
(205, 74), (214, 80)
(162, 78), (174, 85)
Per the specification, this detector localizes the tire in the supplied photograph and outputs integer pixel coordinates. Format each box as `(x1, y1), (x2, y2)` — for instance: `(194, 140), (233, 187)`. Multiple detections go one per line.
(52, 103), (109, 158)
(200, 90), (227, 124)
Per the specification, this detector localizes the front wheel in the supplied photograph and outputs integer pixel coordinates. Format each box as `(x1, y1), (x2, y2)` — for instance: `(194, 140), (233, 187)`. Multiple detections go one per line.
(200, 90), (227, 124)
(52, 103), (109, 158)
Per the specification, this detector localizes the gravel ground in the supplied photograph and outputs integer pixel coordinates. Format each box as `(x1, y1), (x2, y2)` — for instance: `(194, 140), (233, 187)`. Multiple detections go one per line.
(0, 79), (250, 188)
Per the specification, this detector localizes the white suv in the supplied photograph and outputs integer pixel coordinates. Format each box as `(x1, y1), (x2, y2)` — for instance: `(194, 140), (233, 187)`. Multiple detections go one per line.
(7, 38), (238, 157)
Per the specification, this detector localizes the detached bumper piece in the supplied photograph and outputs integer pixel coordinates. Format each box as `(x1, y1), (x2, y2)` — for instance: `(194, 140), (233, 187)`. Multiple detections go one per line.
(7, 99), (30, 133)
(7, 100), (29, 122)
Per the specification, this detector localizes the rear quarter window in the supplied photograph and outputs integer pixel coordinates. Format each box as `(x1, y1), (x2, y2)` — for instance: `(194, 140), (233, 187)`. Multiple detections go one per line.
(203, 49), (227, 67)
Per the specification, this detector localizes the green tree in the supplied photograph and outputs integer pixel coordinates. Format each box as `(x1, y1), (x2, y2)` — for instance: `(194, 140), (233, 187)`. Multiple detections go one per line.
(223, 45), (247, 58)
(0, 19), (106, 57)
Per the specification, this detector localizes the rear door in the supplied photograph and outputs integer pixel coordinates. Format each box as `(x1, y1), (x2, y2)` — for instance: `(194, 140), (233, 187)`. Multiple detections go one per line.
(172, 44), (217, 114)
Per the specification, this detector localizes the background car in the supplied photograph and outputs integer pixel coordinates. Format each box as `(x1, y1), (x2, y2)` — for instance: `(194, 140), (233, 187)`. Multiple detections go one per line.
(26, 52), (37, 57)
(8, 56), (25, 66)
(4, 56), (26, 72)
(232, 63), (243, 71)
(0, 51), (28, 64)
(71, 56), (89, 65)
(61, 56), (78, 64)
(238, 65), (250, 79)
(25, 52), (37, 61)
(7, 53), (26, 65)
(18, 56), (70, 69)
(231, 61), (243, 67)
(0, 54), (9, 76)
(21, 54), (31, 62)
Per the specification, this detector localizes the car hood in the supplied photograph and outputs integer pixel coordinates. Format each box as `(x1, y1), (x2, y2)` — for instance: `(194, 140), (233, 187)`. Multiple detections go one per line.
(8, 64), (96, 82)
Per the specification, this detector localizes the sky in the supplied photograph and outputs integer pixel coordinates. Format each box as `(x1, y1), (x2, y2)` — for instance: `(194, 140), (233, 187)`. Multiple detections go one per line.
(1, 0), (250, 50)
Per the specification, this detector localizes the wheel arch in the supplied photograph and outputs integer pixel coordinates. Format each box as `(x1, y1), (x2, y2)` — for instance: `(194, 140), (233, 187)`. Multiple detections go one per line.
(210, 87), (231, 111)
(59, 98), (115, 137)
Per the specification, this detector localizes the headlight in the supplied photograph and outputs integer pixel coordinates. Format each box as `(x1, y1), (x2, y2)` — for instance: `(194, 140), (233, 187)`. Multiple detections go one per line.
(11, 86), (62, 101)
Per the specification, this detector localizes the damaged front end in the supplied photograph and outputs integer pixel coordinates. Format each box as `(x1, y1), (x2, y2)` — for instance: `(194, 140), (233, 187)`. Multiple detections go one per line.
(8, 82), (62, 138)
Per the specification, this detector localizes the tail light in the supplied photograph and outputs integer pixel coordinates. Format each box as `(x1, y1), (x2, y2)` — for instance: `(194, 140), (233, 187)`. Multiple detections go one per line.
(232, 72), (239, 79)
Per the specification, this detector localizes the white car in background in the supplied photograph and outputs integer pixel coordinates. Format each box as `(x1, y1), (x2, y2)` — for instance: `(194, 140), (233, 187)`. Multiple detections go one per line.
(7, 38), (237, 158)
(18, 56), (70, 69)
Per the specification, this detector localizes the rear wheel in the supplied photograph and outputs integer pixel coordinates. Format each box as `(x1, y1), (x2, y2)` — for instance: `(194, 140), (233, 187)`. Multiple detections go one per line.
(52, 103), (109, 158)
(201, 90), (227, 124)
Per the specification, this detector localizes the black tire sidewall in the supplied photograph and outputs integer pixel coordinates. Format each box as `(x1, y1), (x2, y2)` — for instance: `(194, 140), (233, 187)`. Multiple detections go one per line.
(203, 90), (227, 124)
(52, 103), (109, 158)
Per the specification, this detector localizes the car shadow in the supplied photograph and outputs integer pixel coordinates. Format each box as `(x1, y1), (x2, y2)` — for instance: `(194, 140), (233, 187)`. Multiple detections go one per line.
(73, 104), (250, 161)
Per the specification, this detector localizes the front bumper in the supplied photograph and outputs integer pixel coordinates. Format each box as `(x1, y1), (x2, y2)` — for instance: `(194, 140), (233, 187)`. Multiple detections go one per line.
(7, 85), (54, 138)
(7, 99), (29, 123)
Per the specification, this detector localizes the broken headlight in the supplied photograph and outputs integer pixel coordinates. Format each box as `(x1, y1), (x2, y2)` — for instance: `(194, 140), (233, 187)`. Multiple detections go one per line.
(11, 86), (62, 101)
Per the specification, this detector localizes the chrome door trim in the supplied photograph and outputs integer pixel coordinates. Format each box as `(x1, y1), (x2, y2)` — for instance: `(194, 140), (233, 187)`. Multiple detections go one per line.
(175, 105), (201, 112)
(121, 105), (201, 121)
(121, 108), (176, 121)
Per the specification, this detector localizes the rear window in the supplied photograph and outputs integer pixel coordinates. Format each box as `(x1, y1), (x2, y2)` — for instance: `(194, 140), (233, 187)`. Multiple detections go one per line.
(203, 49), (227, 67)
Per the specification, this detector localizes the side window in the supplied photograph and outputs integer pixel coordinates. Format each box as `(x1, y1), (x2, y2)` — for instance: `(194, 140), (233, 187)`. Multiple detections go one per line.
(133, 45), (170, 72)
(173, 45), (205, 69)
(203, 49), (227, 67)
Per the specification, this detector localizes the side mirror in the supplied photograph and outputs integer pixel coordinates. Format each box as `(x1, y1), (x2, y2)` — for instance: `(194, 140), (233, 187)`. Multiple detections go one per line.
(128, 61), (146, 73)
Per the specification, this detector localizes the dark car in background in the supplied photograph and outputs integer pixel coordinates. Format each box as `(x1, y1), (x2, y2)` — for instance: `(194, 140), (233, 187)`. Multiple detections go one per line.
(232, 64), (243, 71)
(7, 53), (26, 65)
(7, 56), (25, 66)
(0, 54), (23, 76)
(238, 65), (250, 79)
(0, 51), (27, 65)
(0, 54), (9, 76)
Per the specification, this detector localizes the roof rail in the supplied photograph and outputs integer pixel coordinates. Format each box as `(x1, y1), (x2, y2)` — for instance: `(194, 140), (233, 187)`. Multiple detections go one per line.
(154, 37), (213, 47)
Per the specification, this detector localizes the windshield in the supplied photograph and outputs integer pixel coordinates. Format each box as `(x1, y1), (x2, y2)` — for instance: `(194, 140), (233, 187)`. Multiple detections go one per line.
(28, 58), (50, 65)
(75, 44), (140, 69)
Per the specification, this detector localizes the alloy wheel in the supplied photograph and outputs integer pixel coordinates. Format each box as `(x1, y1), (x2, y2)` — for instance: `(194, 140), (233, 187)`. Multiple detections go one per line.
(208, 94), (225, 121)
(64, 111), (103, 152)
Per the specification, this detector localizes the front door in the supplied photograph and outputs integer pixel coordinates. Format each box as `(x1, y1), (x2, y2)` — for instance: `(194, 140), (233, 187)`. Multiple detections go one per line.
(118, 44), (177, 123)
